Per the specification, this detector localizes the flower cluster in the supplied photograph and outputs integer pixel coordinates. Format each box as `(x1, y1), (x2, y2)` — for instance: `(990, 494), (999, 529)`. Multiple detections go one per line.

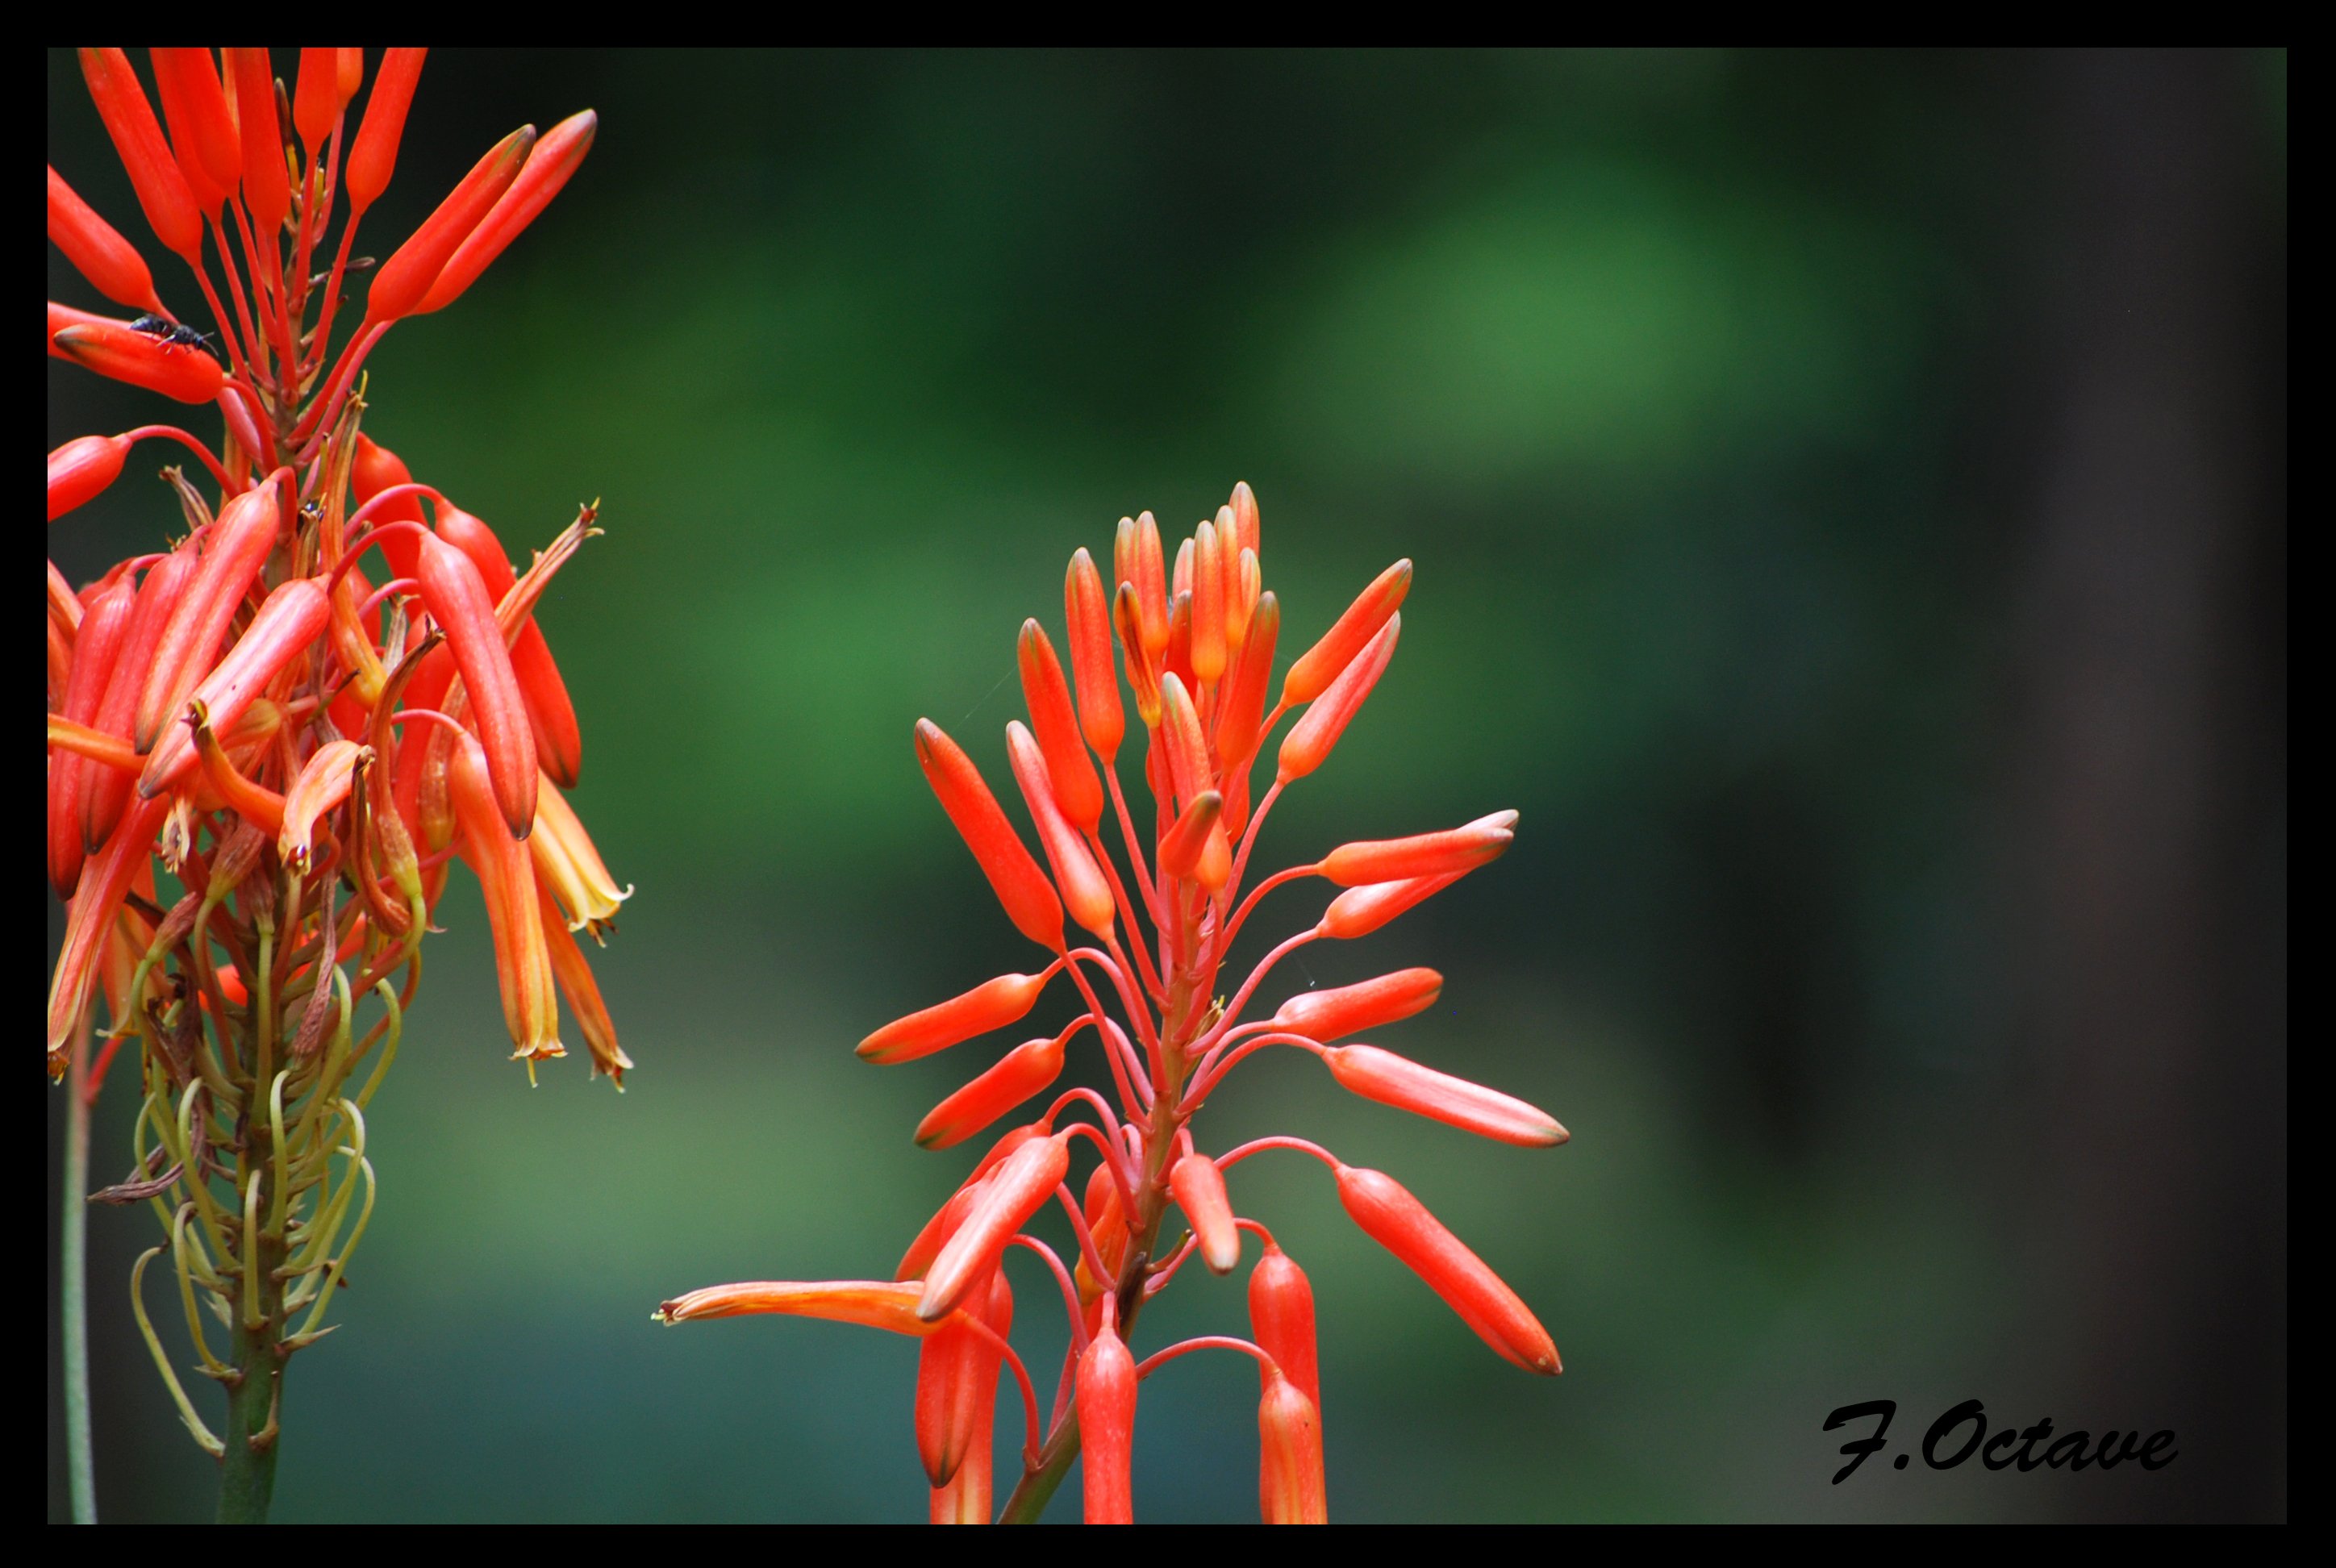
(47, 48), (621, 1469)
(658, 488), (1566, 1523)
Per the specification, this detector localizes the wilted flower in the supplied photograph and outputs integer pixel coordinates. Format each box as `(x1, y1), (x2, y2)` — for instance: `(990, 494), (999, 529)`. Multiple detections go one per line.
(658, 486), (1568, 1522)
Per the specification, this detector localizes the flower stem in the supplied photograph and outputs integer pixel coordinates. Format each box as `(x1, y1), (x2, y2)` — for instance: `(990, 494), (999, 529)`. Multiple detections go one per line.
(215, 1307), (284, 1523)
(215, 1149), (287, 1522)
(62, 1018), (97, 1524)
(998, 1409), (1082, 1523)
(999, 1055), (1188, 1523)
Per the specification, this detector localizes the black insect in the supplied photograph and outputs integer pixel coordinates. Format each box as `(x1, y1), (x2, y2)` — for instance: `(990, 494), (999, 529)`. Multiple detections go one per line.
(127, 315), (218, 354)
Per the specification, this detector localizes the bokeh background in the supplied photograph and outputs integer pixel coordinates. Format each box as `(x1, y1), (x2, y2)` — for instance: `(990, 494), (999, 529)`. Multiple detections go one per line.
(48, 48), (2285, 1522)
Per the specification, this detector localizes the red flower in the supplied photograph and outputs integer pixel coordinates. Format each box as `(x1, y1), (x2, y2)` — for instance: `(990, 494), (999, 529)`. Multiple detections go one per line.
(47, 48), (621, 1470)
(660, 486), (1568, 1520)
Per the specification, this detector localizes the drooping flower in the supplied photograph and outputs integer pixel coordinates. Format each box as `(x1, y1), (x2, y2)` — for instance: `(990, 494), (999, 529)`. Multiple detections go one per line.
(659, 486), (1568, 1521)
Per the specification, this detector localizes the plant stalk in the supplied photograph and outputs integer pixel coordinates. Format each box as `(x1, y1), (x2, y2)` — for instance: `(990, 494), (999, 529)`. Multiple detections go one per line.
(999, 1023), (1191, 1524)
(62, 1018), (97, 1524)
(216, 1147), (286, 1521)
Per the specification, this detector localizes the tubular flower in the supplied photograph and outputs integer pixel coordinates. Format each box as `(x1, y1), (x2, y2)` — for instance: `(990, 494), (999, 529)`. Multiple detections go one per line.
(530, 770), (632, 938)
(1077, 1299), (1139, 1524)
(1257, 1367), (1328, 1525)
(860, 969), (1055, 1065)
(660, 486), (1568, 1521)
(1248, 1242), (1321, 1416)
(46, 49), (623, 1479)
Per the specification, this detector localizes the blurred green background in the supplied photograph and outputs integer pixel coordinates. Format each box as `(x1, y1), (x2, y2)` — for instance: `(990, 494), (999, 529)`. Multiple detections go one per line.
(48, 49), (2285, 1522)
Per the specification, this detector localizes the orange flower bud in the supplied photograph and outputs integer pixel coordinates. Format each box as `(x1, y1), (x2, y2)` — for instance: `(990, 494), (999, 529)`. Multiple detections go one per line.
(1317, 870), (1466, 942)
(365, 124), (536, 324)
(47, 167), (163, 315)
(928, 1274), (1008, 1522)
(1155, 673), (1210, 812)
(655, 1280), (947, 1337)
(919, 1131), (1070, 1320)
(859, 970), (1052, 1065)
(448, 730), (563, 1065)
(929, 1430), (994, 1524)
(1169, 1153), (1241, 1275)
(48, 794), (173, 1074)
(84, 548), (194, 849)
(914, 1032), (1068, 1151)
(1074, 1158), (1129, 1299)
(1172, 534), (1194, 600)
(1158, 790), (1222, 884)
(1131, 511), (1169, 658)
(529, 771), (632, 937)
(49, 319), (224, 404)
(1248, 1243), (1321, 1415)
(1279, 614), (1399, 783)
(1165, 590), (1195, 695)
(46, 611), (72, 713)
(1004, 722), (1114, 938)
(1333, 1163), (1559, 1375)
(1076, 1303), (1138, 1524)
(1281, 559), (1410, 707)
(416, 528), (538, 837)
(49, 576), (134, 896)
(916, 1265), (1013, 1487)
(538, 875), (632, 1086)
(1225, 544), (1259, 660)
(44, 558), (80, 635)
(139, 578), (328, 799)
(1318, 810), (1516, 886)
(415, 110), (597, 315)
(48, 434), (132, 523)
(77, 48), (202, 261)
(293, 48), (341, 153)
(48, 715), (140, 774)
(967, 1122), (1047, 1184)
(1271, 967), (1443, 1044)
(1196, 817), (1233, 890)
(899, 1175), (989, 1284)
(98, 863), (159, 1053)
(1112, 515), (1137, 598)
(1017, 619), (1102, 832)
(192, 709), (284, 835)
(150, 48), (239, 211)
(277, 740), (369, 876)
(351, 436), (425, 578)
(915, 719), (1063, 952)
(47, 300), (110, 357)
(1214, 590), (1279, 778)
(345, 48), (427, 215)
(437, 502), (582, 783)
(1191, 517), (1227, 684)
(1229, 480), (1261, 560)
(134, 474), (280, 749)
(1113, 583), (1162, 728)
(1322, 1045), (1566, 1147)
(1258, 1366), (1328, 1524)
(1064, 548), (1123, 764)
(223, 48), (288, 234)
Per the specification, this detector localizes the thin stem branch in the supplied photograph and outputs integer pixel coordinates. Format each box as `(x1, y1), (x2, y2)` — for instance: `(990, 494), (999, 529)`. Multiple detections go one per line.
(1103, 763), (1163, 928)
(1134, 1334), (1275, 1382)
